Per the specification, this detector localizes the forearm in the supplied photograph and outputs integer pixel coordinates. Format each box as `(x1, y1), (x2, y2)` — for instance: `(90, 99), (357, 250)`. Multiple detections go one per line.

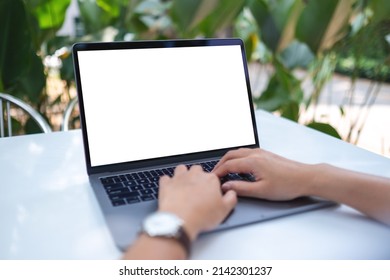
(305, 164), (390, 225)
(123, 234), (187, 260)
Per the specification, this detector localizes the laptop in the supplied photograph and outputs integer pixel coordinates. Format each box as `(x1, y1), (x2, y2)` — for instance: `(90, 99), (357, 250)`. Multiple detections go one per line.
(72, 38), (335, 251)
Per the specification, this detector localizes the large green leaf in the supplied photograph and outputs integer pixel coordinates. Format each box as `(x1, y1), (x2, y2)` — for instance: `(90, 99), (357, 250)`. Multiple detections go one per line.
(306, 122), (342, 139)
(273, 60), (303, 104)
(296, 0), (338, 53)
(248, 0), (304, 53)
(255, 74), (290, 111)
(0, 0), (46, 102)
(255, 59), (303, 120)
(171, 0), (218, 36)
(171, 0), (204, 32)
(22, 0), (72, 50)
(78, 0), (118, 33)
(369, 0), (390, 24)
(247, 0), (279, 52)
(13, 52), (46, 102)
(171, 0), (245, 37)
(275, 0), (304, 52)
(199, 0), (246, 37)
(96, 0), (125, 18)
(31, 0), (71, 29)
(296, 0), (354, 53)
(0, 0), (32, 92)
(234, 10), (258, 61)
(281, 100), (300, 121)
(279, 40), (314, 69)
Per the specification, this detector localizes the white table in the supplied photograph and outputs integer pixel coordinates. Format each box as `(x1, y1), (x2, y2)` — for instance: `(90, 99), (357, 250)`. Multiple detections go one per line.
(1, 110), (389, 259)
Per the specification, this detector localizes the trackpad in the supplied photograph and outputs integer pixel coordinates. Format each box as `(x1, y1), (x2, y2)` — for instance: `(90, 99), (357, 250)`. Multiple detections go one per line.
(213, 196), (336, 231)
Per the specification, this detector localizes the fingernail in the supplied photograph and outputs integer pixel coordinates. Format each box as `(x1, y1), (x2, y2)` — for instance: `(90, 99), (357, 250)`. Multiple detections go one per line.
(222, 182), (233, 190)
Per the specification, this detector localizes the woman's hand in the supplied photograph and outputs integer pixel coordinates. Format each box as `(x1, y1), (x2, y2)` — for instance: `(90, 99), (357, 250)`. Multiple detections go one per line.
(213, 148), (313, 201)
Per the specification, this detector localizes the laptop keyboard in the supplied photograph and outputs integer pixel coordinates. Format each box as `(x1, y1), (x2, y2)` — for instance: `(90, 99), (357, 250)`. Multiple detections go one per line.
(100, 160), (254, 207)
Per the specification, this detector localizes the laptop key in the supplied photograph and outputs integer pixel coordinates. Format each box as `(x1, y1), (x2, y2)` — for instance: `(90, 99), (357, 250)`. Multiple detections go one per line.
(129, 173), (141, 180)
(220, 173), (254, 184)
(155, 170), (164, 176)
(164, 168), (175, 175)
(143, 182), (158, 189)
(100, 177), (115, 186)
(105, 160), (223, 206)
(123, 180), (139, 187)
(139, 189), (154, 196)
(136, 178), (150, 184)
(239, 173), (256, 181)
(107, 187), (130, 195)
(103, 182), (124, 190)
(113, 177), (123, 183)
(140, 194), (155, 201)
(118, 175), (127, 182)
(132, 185), (144, 191)
(125, 173), (137, 181)
(126, 197), (141, 204)
(228, 173), (242, 180)
(150, 177), (160, 182)
(112, 199), (126, 206)
(109, 191), (139, 201)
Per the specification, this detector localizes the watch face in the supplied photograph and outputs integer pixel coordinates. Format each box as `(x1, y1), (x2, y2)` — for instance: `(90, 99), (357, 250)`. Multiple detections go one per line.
(144, 212), (183, 237)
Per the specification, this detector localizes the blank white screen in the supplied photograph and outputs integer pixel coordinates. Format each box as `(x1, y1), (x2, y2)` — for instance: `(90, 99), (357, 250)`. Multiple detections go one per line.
(77, 45), (256, 167)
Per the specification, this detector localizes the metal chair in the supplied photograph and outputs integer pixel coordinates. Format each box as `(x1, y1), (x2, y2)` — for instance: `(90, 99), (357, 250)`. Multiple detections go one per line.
(0, 92), (52, 137)
(61, 97), (79, 131)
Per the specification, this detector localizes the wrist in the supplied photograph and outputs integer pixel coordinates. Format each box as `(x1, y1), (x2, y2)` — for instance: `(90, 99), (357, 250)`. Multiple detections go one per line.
(303, 163), (330, 196)
(158, 208), (201, 242)
(181, 218), (201, 242)
(141, 211), (192, 256)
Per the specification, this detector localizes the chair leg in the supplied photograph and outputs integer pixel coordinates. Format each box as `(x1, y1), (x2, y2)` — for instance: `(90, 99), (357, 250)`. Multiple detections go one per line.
(6, 101), (12, 136)
(0, 99), (4, 137)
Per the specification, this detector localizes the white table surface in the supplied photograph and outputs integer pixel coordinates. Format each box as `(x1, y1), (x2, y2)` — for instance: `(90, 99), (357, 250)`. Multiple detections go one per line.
(1, 110), (389, 260)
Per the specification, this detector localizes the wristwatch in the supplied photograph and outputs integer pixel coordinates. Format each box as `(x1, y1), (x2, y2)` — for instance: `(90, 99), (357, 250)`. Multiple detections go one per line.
(141, 212), (191, 256)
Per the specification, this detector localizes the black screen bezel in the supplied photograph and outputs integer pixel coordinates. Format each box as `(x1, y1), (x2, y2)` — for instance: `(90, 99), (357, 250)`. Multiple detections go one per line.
(72, 38), (260, 175)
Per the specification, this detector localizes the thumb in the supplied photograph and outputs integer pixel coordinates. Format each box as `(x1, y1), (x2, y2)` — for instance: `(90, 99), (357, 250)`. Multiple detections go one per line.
(222, 190), (238, 213)
(222, 181), (260, 198)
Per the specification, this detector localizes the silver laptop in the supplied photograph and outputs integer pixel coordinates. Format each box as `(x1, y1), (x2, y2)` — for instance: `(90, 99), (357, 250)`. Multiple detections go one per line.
(72, 38), (335, 250)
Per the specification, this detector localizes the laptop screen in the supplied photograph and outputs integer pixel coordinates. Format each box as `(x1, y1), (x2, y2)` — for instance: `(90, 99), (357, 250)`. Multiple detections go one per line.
(75, 40), (257, 168)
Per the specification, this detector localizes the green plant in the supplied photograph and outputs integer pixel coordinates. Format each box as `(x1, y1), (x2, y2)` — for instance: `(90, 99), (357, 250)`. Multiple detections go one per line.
(331, 1), (390, 144)
(242, 0), (366, 139)
(1, 0), (389, 141)
(245, 0), (390, 143)
(0, 0), (72, 134)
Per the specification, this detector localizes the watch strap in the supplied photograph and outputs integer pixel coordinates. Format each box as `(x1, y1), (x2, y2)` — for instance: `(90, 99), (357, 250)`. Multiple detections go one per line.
(175, 226), (191, 256)
(141, 212), (192, 256)
(141, 227), (191, 256)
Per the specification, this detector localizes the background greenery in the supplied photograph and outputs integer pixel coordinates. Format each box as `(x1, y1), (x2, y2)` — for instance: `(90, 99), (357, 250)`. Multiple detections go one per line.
(1, 0), (389, 140)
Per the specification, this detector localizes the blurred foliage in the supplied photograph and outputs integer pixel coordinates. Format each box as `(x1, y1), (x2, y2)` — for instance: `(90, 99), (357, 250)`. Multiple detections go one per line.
(245, 0), (356, 137)
(245, 0), (389, 140)
(0, 0), (389, 140)
(335, 19), (390, 83)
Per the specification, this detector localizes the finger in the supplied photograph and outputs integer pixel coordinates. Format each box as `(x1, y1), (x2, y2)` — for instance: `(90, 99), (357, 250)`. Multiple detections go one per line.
(159, 175), (170, 185)
(213, 157), (256, 177)
(189, 164), (203, 173)
(221, 190), (237, 213)
(221, 180), (261, 198)
(158, 175), (171, 200)
(213, 148), (253, 170)
(174, 164), (187, 175)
